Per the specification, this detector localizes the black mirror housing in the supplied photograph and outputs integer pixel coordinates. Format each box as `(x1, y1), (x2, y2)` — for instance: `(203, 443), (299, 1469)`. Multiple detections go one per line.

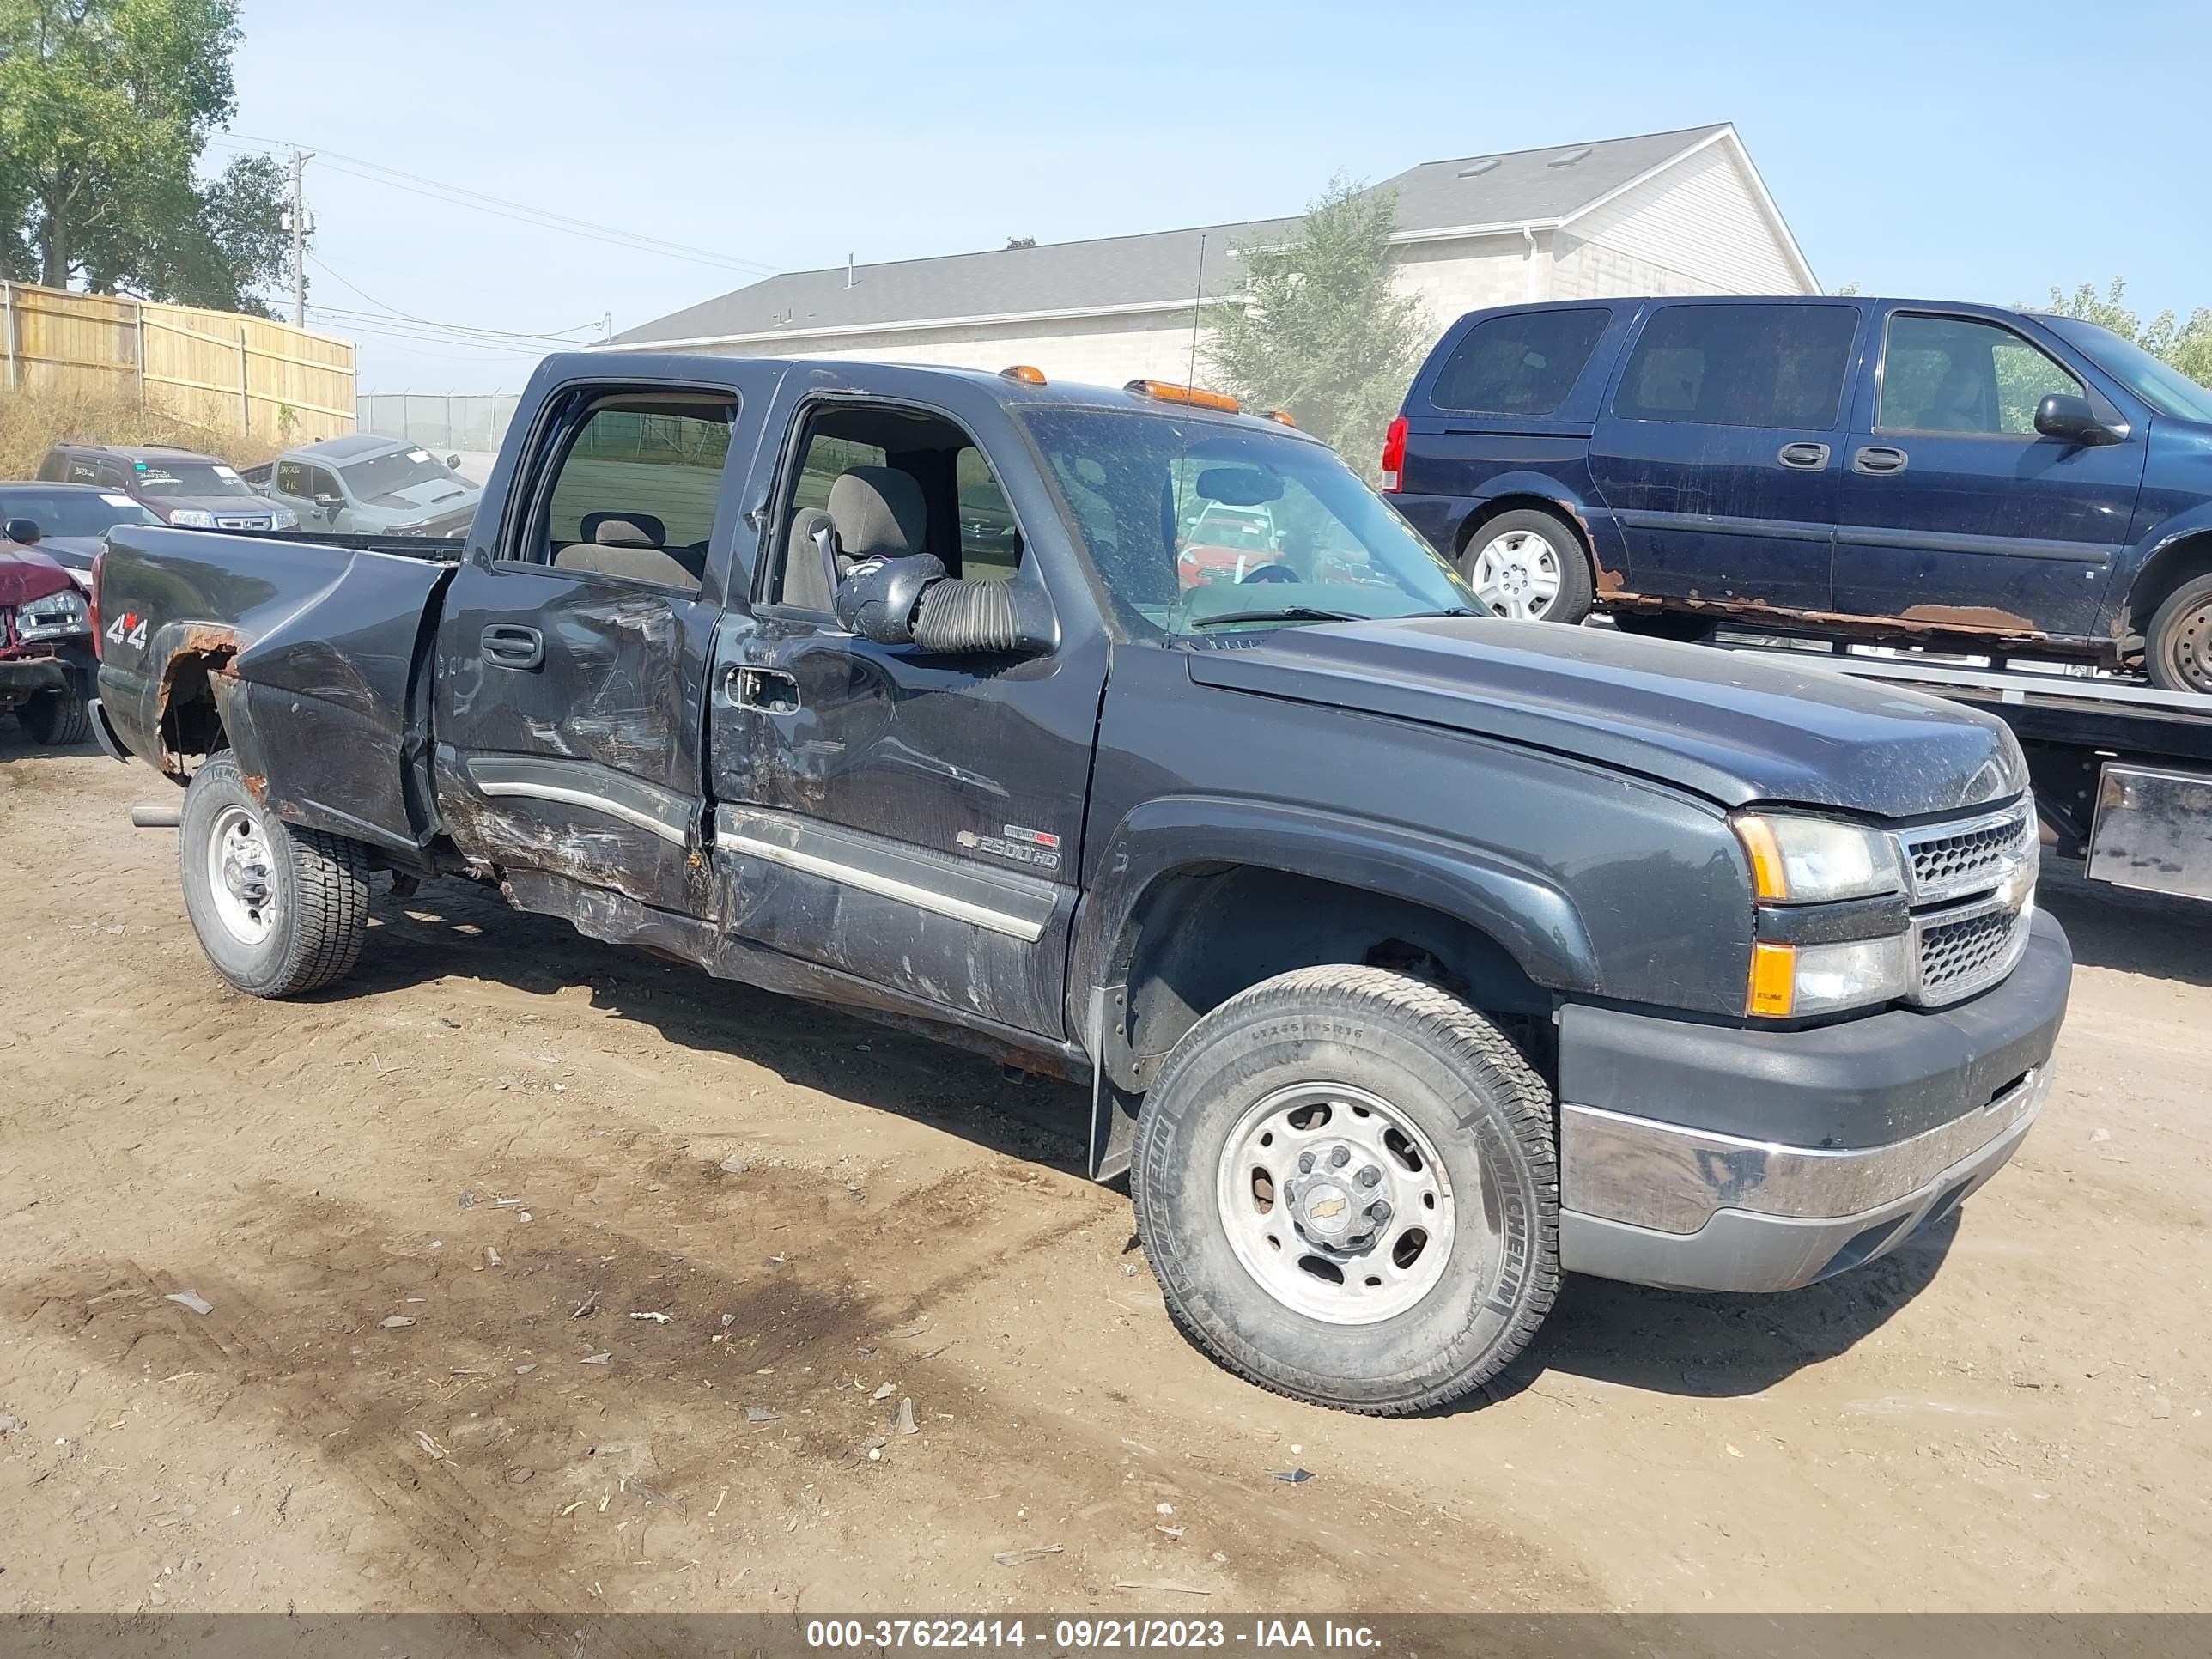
(835, 553), (946, 645)
(3, 517), (40, 545)
(2035, 392), (2121, 446)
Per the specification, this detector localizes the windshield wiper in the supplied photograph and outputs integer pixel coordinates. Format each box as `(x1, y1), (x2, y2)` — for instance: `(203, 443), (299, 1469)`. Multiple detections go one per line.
(1186, 605), (1364, 629)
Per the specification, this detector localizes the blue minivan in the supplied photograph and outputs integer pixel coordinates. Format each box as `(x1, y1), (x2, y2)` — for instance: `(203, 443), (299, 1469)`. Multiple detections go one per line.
(1385, 295), (2212, 691)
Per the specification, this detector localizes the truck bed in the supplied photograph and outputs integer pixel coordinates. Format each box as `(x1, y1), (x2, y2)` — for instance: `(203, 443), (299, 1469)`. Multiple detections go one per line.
(96, 524), (458, 853)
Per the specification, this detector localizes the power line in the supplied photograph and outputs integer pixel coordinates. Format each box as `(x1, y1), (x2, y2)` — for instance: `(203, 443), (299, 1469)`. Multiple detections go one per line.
(207, 132), (781, 276)
(305, 254), (605, 344)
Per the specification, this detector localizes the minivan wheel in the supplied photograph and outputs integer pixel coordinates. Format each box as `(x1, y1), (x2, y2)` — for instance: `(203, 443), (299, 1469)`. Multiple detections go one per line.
(1462, 507), (1594, 624)
(1131, 965), (1559, 1415)
(2144, 573), (2212, 694)
(178, 751), (370, 997)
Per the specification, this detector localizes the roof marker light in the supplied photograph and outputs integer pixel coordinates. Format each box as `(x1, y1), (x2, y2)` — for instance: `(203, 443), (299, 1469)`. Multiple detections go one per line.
(1124, 380), (1240, 414)
(1000, 364), (1047, 385)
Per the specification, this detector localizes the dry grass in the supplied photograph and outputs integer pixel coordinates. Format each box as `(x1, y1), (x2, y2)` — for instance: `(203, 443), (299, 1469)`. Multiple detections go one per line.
(0, 383), (283, 481)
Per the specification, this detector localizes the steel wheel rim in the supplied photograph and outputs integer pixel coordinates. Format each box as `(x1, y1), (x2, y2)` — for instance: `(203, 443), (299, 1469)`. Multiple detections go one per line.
(207, 802), (278, 946)
(1214, 1081), (1463, 1326)
(1468, 531), (1564, 620)
(2172, 601), (2212, 692)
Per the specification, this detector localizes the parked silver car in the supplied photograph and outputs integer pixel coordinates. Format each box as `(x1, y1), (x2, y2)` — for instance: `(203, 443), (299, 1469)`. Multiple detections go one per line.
(246, 434), (479, 537)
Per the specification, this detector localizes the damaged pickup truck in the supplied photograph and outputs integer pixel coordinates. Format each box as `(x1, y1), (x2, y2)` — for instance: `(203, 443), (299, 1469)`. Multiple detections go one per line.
(89, 352), (2071, 1413)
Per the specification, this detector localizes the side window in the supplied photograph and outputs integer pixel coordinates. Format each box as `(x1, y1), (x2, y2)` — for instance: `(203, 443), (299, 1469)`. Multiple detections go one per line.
(95, 464), (130, 490)
(1879, 313), (2086, 435)
(276, 461), (307, 497)
(37, 453), (66, 482)
(1431, 308), (1611, 416)
(1613, 303), (1858, 429)
(309, 467), (341, 500)
(523, 392), (737, 593)
(956, 446), (1020, 582)
(767, 405), (1026, 611)
(67, 458), (100, 484)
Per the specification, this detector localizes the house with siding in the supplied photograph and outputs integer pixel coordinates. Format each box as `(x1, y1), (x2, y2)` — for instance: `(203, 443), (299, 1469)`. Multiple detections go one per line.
(610, 124), (1814, 384)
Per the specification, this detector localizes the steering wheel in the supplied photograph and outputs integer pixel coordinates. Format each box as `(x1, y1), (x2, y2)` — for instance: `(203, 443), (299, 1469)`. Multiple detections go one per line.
(1240, 563), (1298, 584)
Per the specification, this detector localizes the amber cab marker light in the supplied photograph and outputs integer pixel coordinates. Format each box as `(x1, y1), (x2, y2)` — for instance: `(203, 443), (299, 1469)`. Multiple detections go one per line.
(999, 364), (1047, 385)
(1124, 379), (1241, 414)
(1747, 941), (1797, 1018)
(1262, 410), (1297, 427)
(1735, 814), (1790, 900)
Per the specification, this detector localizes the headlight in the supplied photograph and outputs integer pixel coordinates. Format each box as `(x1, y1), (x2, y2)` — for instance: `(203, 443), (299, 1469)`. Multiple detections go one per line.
(167, 508), (216, 528)
(270, 507), (299, 530)
(1733, 811), (1903, 902)
(14, 586), (91, 642)
(1748, 933), (1912, 1018)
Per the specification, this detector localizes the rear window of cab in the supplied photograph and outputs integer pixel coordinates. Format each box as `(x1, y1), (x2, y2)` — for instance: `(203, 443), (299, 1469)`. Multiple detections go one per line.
(1428, 307), (1612, 416)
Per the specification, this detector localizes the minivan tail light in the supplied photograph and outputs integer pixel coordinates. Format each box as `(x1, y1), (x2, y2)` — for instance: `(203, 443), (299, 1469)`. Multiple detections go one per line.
(88, 548), (105, 659)
(1380, 416), (1407, 493)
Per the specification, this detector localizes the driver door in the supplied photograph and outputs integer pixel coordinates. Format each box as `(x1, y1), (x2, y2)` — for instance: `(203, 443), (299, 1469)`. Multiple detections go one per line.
(708, 390), (1103, 1039)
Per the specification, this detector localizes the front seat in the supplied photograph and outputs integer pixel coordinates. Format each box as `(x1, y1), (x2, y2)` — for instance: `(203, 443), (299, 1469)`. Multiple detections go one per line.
(1924, 366), (1989, 431)
(783, 465), (927, 611)
(555, 510), (703, 591)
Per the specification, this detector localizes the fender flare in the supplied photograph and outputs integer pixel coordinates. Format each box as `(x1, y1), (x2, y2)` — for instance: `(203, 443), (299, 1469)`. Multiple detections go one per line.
(2109, 506), (2212, 640)
(1065, 793), (1602, 1042)
(1451, 471), (1620, 592)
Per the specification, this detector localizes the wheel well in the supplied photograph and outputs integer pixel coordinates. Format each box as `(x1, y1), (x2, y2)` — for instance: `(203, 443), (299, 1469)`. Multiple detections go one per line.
(2121, 532), (2212, 646)
(1112, 865), (1553, 1088)
(156, 646), (234, 775)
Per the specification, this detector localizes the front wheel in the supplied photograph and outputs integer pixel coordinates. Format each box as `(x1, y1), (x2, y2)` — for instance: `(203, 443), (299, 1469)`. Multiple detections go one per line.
(178, 751), (370, 997)
(2144, 572), (2212, 694)
(1132, 966), (1559, 1415)
(1460, 508), (1594, 624)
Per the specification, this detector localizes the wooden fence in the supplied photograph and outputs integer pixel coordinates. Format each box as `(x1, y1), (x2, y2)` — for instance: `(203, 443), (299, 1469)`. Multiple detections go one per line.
(0, 280), (356, 441)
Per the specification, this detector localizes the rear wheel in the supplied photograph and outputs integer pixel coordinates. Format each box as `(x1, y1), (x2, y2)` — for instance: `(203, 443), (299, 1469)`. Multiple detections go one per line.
(1131, 965), (1559, 1415)
(2144, 572), (2212, 694)
(19, 687), (88, 745)
(178, 751), (370, 997)
(1461, 507), (1594, 624)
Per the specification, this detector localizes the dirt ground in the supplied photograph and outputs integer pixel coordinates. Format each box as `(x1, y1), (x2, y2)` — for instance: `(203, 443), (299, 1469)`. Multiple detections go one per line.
(1, 732), (2205, 1618)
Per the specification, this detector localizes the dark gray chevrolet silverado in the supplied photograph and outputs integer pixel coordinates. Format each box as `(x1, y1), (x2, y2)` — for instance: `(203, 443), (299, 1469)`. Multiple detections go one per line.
(87, 352), (2070, 1414)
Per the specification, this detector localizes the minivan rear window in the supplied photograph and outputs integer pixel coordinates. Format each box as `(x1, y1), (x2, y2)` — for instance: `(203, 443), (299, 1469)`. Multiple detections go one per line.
(1431, 308), (1610, 416)
(1613, 303), (1860, 430)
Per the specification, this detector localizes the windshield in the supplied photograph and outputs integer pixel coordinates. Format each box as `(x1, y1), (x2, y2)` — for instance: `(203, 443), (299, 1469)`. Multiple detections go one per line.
(0, 488), (160, 538)
(1018, 408), (1479, 637)
(131, 459), (255, 497)
(2043, 318), (2212, 424)
(340, 446), (470, 502)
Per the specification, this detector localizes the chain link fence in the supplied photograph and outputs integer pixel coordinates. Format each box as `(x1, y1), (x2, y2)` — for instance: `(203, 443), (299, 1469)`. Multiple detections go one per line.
(355, 392), (523, 453)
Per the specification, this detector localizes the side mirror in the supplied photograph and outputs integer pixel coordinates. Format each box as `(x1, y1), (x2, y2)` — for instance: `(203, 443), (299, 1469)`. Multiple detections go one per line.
(2035, 392), (2122, 447)
(3, 517), (40, 545)
(834, 553), (1054, 656)
(447, 454), (463, 470)
(313, 494), (345, 514)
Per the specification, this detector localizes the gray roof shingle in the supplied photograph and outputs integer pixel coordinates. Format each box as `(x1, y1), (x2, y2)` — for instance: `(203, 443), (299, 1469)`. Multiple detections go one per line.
(614, 124), (1731, 346)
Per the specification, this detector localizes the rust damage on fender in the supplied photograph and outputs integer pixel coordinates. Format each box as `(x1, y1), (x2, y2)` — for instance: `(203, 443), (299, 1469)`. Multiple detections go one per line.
(1605, 590), (2052, 648)
(154, 624), (244, 777)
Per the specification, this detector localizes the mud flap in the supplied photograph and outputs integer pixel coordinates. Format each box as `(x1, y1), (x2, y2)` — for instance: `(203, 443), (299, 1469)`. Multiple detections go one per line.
(1087, 983), (1139, 1182)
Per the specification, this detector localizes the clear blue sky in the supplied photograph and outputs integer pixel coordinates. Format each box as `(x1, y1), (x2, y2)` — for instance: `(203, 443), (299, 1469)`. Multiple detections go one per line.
(227, 0), (2212, 392)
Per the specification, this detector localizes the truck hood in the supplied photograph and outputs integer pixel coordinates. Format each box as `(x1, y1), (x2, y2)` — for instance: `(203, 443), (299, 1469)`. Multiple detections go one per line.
(1183, 616), (2026, 819)
(365, 478), (477, 513)
(0, 548), (76, 607)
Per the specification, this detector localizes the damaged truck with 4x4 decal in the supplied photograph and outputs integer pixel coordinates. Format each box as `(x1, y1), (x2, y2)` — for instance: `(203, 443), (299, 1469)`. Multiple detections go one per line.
(87, 351), (2069, 1413)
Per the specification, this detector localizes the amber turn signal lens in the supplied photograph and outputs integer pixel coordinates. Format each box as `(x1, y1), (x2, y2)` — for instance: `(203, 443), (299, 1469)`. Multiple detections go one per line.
(999, 364), (1047, 385)
(1735, 815), (1790, 900)
(1747, 940), (1797, 1018)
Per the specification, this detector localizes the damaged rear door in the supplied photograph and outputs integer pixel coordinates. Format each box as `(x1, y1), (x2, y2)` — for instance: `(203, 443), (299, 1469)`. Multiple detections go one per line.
(432, 374), (774, 912)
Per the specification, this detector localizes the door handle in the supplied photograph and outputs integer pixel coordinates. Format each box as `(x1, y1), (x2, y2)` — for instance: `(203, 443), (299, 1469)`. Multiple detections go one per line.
(729, 665), (800, 714)
(1777, 441), (1831, 470)
(1852, 445), (1911, 476)
(480, 624), (544, 670)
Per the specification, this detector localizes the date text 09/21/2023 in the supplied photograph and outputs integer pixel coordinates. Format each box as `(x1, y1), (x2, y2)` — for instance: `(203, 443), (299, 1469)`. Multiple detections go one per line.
(805, 1620), (1382, 1650)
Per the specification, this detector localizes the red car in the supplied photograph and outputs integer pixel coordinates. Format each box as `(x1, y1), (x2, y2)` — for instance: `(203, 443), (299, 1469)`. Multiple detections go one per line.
(0, 522), (94, 744)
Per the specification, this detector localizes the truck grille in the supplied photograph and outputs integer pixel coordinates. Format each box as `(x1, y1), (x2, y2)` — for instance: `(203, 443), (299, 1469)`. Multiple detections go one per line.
(1898, 803), (2035, 904)
(1913, 897), (2032, 1005)
(215, 514), (270, 531)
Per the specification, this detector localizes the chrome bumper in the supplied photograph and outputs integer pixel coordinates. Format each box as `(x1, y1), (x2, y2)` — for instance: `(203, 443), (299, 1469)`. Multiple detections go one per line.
(1558, 1066), (2051, 1293)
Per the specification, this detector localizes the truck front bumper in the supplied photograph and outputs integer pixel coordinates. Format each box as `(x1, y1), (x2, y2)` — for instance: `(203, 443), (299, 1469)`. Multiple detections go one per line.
(1556, 908), (2070, 1293)
(0, 651), (78, 702)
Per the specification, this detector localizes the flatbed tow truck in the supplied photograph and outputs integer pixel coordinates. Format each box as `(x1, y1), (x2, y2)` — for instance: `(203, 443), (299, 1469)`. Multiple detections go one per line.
(1698, 630), (2212, 904)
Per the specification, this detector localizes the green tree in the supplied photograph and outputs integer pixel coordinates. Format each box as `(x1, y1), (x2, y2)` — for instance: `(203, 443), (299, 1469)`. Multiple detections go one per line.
(2030, 277), (2212, 386)
(1204, 178), (1432, 484)
(0, 0), (289, 312)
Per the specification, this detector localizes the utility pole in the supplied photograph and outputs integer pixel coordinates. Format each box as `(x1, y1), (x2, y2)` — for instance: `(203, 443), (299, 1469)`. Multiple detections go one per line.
(288, 149), (315, 327)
